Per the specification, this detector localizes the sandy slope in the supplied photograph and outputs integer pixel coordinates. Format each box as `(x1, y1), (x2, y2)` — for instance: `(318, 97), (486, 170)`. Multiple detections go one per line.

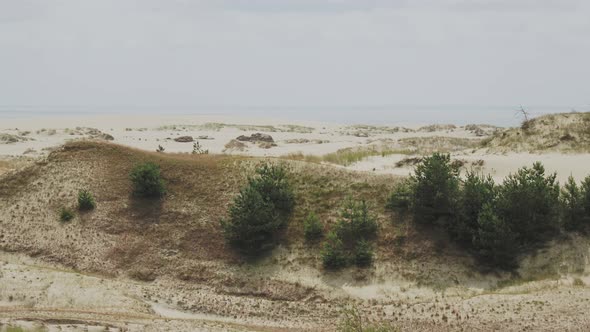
(1, 141), (590, 331)
(2, 245), (590, 331)
(2, 113), (590, 331)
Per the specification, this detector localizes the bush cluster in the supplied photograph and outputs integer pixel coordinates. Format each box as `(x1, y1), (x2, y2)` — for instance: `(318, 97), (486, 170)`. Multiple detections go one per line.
(221, 163), (294, 255)
(387, 153), (590, 268)
(129, 162), (166, 198)
(322, 198), (377, 269)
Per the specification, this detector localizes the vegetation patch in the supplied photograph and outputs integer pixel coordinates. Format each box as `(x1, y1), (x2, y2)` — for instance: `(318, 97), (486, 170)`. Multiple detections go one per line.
(77, 189), (96, 211)
(387, 152), (590, 269)
(482, 112), (590, 153)
(303, 212), (324, 242)
(59, 206), (75, 222)
(337, 306), (399, 332)
(221, 163), (295, 255)
(129, 162), (166, 198)
(283, 146), (413, 166)
(322, 198), (378, 269)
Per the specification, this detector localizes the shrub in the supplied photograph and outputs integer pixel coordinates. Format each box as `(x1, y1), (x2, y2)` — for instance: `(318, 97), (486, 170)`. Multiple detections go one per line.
(222, 185), (281, 254)
(221, 163), (294, 255)
(129, 162), (166, 198)
(353, 239), (373, 267)
(249, 163), (294, 217)
(472, 203), (517, 268)
(335, 198), (378, 242)
(321, 231), (348, 269)
(453, 172), (495, 244)
(77, 189), (96, 211)
(322, 198), (378, 269)
(59, 206), (74, 222)
(389, 154), (584, 270)
(410, 153), (460, 225)
(561, 176), (585, 231)
(192, 141), (209, 154)
(386, 179), (414, 212)
(581, 176), (590, 222)
(573, 278), (585, 287)
(496, 162), (560, 244)
(304, 212), (323, 241)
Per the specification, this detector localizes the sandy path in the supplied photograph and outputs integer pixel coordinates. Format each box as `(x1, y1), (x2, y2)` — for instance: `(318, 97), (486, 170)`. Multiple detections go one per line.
(0, 252), (289, 331)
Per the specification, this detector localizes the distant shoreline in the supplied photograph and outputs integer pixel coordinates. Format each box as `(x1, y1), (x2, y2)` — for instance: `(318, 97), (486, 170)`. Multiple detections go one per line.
(1, 105), (585, 127)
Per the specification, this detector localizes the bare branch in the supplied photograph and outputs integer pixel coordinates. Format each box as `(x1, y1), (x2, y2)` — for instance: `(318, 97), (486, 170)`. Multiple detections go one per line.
(515, 105), (529, 122)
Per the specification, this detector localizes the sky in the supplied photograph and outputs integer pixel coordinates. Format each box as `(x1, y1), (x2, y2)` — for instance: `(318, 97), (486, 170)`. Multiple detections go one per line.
(0, 0), (589, 123)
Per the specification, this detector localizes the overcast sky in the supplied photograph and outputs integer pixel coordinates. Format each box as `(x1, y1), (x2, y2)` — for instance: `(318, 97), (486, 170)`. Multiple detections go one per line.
(1, 0), (589, 111)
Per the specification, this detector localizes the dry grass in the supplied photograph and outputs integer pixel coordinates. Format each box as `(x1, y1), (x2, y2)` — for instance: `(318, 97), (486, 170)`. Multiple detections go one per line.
(283, 137), (479, 167)
(397, 136), (481, 153)
(0, 140), (400, 281)
(283, 147), (413, 166)
(483, 112), (590, 153)
(4, 140), (590, 330)
(573, 278), (586, 287)
(0, 160), (12, 175)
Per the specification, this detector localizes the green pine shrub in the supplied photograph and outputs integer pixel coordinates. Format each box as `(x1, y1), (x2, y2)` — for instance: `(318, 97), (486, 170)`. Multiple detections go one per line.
(472, 203), (517, 268)
(410, 153), (460, 225)
(496, 162), (560, 244)
(386, 153), (571, 270)
(304, 212), (324, 241)
(335, 198), (377, 242)
(353, 239), (373, 267)
(221, 185), (281, 254)
(453, 172), (495, 244)
(321, 231), (348, 269)
(221, 163), (294, 255)
(560, 176), (585, 231)
(77, 189), (96, 211)
(59, 206), (74, 222)
(322, 198), (378, 269)
(249, 163), (294, 217)
(129, 162), (166, 198)
(581, 176), (590, 224)
(386, 179), (414, 212)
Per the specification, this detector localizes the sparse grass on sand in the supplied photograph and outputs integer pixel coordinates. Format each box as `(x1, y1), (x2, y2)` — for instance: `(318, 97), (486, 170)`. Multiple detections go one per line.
(282, 137), (479, 167)
(284, 147), (414, 166)
(482, 112), (590, 153)
(0, 140), (397, 281)
(397, 136), (481, 153)
(3, 140), (590, 330)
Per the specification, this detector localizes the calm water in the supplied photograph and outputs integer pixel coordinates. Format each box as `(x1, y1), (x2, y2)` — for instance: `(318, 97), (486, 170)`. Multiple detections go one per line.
(0, 105), (586, 127)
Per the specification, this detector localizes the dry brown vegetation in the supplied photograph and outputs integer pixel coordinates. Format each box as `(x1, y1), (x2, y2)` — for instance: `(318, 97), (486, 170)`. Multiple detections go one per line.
(0, 141), (404, 329)
(2, 141), (590, 331)
(482, 112), (590, 152)
(397, 137), (481, 154)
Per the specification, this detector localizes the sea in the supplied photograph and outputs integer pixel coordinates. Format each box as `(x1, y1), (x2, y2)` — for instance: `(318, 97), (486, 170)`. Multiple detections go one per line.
(0, 105), (587, 127)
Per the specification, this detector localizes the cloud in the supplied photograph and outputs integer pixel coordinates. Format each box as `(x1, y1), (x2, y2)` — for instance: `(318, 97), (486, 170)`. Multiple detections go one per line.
(0, 0), (588, 108)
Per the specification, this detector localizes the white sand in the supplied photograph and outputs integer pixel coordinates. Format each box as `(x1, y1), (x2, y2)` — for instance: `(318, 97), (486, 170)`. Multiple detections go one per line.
(2, 114), (590, 182)
(351, 152), (590, 183)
